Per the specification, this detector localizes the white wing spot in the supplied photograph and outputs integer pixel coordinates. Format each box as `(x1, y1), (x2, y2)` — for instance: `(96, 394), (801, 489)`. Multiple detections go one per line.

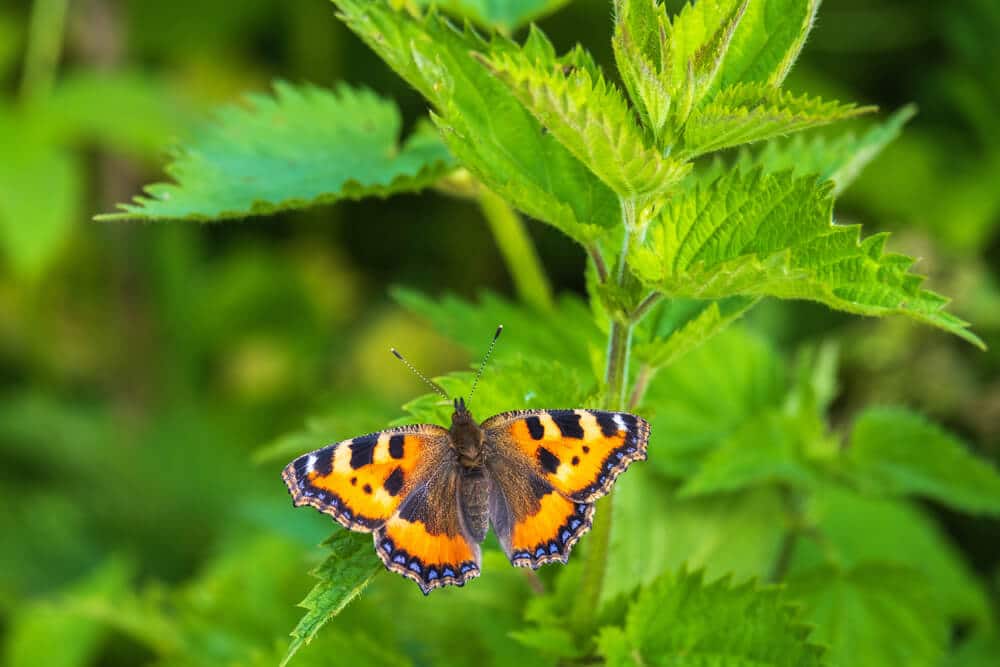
(306, 454), (317, 473)
(613, 414), (627, 432)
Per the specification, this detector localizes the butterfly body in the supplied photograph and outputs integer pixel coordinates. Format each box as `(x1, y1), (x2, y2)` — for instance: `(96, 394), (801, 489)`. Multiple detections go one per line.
(283, 400), (649, 594)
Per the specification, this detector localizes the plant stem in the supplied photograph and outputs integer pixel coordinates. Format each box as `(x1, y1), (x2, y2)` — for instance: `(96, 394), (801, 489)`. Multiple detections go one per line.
(628, 363), (653, 410)
(629, 291), (662, 322)
(478, 187), (554, 311)
(572, 199), (637, 634)
(587, 243), (608, 283)
(21, 0), (69, 101)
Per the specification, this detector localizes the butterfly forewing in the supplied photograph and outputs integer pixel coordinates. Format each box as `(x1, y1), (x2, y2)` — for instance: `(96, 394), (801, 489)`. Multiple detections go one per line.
(281, 424), (450, 531)
(482, 409), (650, 503)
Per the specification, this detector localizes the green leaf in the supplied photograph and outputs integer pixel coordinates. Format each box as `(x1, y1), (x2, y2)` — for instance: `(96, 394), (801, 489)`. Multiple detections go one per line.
(335, 0), (619, 245)
(0, 117), (82, 278)
(613, 0), (751, 144)
(789, 486), (990, 626)
(633, 295), (758, 369)
(639, 327), (787, 478)
(416, 0), (570, 32)
(847, 407), (1000, 516)
(717, 0), (821, 89)
(745, 105), (916, 196)
(629, 168), (983, 347)
(787, 564), (948, 667)
(482, 27), (690, 200)
(677, 410), (820, 497)
(282, 531), (382, 667)
(598, 569), (824, 667)
(682, 83), (873, 158)
(605, 467), (786, 601)
(101, 82), (455, 222)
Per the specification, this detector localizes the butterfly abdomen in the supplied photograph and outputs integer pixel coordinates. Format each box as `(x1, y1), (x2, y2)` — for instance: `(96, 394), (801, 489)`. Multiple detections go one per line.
(459, 468), (491, 543)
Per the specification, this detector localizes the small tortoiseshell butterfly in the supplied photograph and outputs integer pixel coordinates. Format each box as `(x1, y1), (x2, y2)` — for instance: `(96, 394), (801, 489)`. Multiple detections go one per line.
(282, 327), (649, 594)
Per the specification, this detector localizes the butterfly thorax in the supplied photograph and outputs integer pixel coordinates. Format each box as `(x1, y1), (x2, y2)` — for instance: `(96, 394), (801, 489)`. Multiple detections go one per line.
(449, 397), (484, 469)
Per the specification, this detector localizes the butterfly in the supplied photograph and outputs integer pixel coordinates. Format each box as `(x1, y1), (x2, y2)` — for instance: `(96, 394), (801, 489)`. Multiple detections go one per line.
(281, 327), (649, 594)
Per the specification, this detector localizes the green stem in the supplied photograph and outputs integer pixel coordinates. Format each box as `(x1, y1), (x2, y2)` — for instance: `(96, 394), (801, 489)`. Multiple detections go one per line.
(478, 188), (554, 311)
(20, 0), (69, 101)
(572, 199), (637, 634)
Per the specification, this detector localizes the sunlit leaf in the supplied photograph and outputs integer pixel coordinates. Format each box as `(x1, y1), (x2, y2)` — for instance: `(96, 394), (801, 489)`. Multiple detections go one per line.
(744, 105), (916, 196)
(282, 531), (382, 666)
(598, 569), (824, 666)
(483, 26), (690, 199)
(629, 168), (983, 347)
(682, 83), (872, 158)
(334, 0), (620, 245)
(101, 82), (455, 221)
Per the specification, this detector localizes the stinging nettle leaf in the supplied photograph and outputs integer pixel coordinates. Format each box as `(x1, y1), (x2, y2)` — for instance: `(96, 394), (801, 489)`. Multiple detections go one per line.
(717, 0), (821, 90)
(334, 0), (620, 246)
(598, 568), (825, 667)
(629, 168), (983, 347)
(743, 105), (916, 196)
(282, 530), (382, 667)
(481, 26), (690, 201)
(613, 0), (751, 145)
(682, 83), (874, 158)
(847, 407), (1000, 516)
(100, 82), (455, 222)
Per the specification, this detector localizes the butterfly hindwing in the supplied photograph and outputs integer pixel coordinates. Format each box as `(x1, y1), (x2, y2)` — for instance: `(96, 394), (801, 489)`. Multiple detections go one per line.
(374, 463), (481, 594)
(482, 409), (650, 503)
(485, 445), (595, 568)
(281, 424), (450, 532)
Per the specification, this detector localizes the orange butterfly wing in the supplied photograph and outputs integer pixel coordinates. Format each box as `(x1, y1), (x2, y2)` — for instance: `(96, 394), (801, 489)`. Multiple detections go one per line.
(483, 409), (649, 503)
(482, 409), (648, 568)
(282, 425), (480, 594)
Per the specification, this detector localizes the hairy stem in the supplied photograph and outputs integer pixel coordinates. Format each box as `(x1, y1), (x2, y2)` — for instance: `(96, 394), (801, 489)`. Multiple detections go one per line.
(479, 188), (554, 311)
(21, 0), (69, 101)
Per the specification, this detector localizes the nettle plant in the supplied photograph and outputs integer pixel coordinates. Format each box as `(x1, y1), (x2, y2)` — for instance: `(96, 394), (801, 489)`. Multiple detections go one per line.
(107, 1), (1000, 666)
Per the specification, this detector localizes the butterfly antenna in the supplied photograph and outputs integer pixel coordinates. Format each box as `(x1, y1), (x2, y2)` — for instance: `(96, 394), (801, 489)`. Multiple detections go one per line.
(468, 325), (503, 401)
(390, 347), (449, 400)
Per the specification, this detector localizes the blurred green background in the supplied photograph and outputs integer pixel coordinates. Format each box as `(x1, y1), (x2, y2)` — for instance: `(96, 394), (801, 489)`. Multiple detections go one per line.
(1, 1), (999, 665)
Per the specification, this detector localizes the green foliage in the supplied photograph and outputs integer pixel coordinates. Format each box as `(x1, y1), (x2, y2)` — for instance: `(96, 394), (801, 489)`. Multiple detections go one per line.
(847, 407), (1000, 515)
(282, 531), (383, 667)
(744, 105), (916, 196)
(101, 83), (454, 221)
(788, 565), (947, 667)
(681, 84), (872, 157)
(629, 168), (982, 347)
(335, 0), (619, 245)
(597, 569), (825, 666)
(483, 26), (690, 200)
